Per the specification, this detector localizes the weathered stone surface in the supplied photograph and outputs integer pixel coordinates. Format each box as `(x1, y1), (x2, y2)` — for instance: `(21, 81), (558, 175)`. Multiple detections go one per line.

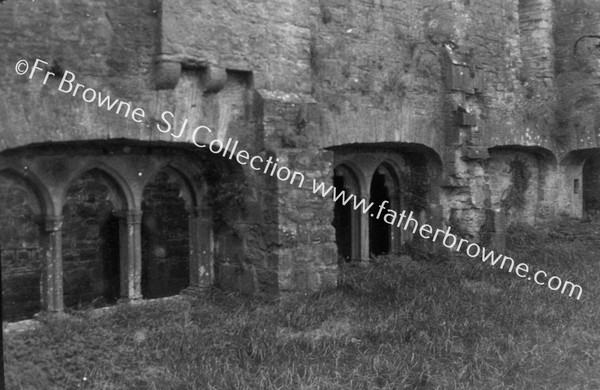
(3, 0), (600, 314)
(555, 0), (600, 152)
(154, 60), (182, 90)
(0, 172), (43, 320)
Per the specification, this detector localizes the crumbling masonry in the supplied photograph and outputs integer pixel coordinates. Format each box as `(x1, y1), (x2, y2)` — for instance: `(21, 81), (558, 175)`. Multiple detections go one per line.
(1, 0), (600, 321)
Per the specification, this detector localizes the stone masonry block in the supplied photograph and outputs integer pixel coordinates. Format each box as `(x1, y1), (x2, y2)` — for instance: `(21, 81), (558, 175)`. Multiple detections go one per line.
(322, 243), (337, 266)
(217, 263), (238, 291)
(446, 126), (462, 145)
(201, 65), (227, 93)
(455, 112), (477, 127)
(154, 60), (182, 90)
(461, 146), (490, 160)
(319, 266), (338, 289)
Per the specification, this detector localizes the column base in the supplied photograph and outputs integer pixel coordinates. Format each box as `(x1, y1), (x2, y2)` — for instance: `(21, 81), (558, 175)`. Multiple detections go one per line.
(34, 310), (66, 319)
(117, 297), (143, 305)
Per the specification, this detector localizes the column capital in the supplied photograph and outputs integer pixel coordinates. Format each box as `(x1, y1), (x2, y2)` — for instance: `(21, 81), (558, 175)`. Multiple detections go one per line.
(44, 216), (63, 232)
(116, 209), (143, 225)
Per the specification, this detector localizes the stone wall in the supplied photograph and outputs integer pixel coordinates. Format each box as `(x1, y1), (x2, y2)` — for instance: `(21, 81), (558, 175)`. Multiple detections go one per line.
(519, 0), (554, 83)
(515, 0), (556, 148)
(487, 149), (540, 226)
(310, 0), (445, 149)
(309, 0), (553, 149)
(3, 0), (600, 313)
(552, 0), (600, 218)
(0, 172), (43, 320)
(275, 148), (337, 293)
(0, 0), (157, 148)
(159, 0), (313, 93)
(554, 0), (600, 152)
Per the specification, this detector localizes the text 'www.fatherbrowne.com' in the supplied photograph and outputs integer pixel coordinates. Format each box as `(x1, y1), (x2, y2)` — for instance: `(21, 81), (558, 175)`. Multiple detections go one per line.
(311, 175), (583, 300)
(15, 58), (583, 300)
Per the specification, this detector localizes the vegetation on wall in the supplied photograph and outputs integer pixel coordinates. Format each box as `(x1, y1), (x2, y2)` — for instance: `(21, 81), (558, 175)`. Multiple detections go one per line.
(204, 170), (249, 231)
(382, 70), (407, 98)
(501, 156), (531, 211)
(408, 168), (430, 212)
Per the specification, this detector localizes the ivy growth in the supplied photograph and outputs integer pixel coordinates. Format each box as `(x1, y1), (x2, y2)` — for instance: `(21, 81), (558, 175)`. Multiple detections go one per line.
(408, 168), (430, 212)
(204, 171), (248, 231)
(501, 157), (531, 211)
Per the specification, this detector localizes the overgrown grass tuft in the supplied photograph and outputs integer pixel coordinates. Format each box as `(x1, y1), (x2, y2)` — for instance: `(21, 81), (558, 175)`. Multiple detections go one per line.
(5, 220), (600, 389)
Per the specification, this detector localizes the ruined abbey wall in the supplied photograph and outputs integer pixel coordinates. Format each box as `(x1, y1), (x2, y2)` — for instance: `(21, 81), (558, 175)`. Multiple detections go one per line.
(2, 0), (600, 321)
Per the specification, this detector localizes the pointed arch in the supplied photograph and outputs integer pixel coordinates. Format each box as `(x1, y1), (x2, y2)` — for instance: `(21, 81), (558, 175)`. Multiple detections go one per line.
(143, 163), (199, 210)
(369, 161), (402, 256)
(0, 168), (47, 320)
(0, 166), (54, 216)
(371, 161), (401, 199)
(63, 161), (134, 212)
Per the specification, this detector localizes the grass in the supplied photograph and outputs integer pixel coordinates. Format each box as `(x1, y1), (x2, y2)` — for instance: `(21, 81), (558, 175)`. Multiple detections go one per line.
(4, 219), (600, 389)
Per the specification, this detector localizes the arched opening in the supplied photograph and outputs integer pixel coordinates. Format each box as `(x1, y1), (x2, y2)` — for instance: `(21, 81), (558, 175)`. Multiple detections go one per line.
(583, 154), (600, 218)
(369, 163), (400, 257)
(332, 165), (361, 262)
(141, 167), (191, 299)
(62, 169), (123, 309)
(560, 149), (600, 218)
(329, 143), (443, 260)
(0, 170), (44, 321)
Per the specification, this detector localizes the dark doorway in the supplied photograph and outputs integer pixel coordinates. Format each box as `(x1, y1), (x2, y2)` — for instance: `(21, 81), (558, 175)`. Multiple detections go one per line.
(141, 169), (190, 299)
(62, 170), (121, 309)
(333, 173), (353, 262)
(99, 214), (120, 301)
(583, 155), (600, 218)
(369, 170), (391, 256)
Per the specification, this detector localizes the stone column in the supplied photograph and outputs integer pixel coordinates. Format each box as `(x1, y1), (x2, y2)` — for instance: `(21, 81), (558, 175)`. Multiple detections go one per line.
(360, 190), (370, 261)
(40, 216), (64, 313)
(389, 188), (401, 254)
(185, 206), (213, 294)
(118, 210), (143, 301)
